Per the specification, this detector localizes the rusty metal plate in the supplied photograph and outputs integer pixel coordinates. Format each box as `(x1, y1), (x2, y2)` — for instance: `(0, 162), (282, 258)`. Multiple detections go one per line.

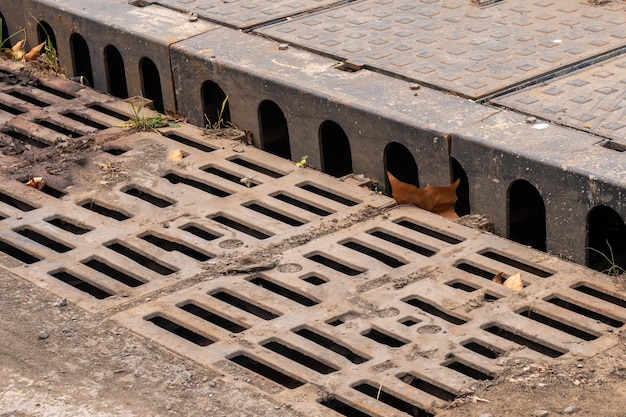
(493, 53), (626, 144)
(257, 0), (626, 98)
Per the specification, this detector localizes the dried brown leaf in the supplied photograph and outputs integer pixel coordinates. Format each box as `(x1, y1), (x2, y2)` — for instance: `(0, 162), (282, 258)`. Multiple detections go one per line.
(503, 272), (524, 290)
(492, 272), (504, 285)
(24, 41), (46, 61)
(387, 172), (460, 219)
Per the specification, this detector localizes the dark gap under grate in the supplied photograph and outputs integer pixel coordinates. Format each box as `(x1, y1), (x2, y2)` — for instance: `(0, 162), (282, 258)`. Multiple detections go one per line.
(461, 340), (503, 359)
(105, 242), (177, 275)
(0, 101), (24, 115)
(298, 183), (358, 206)
(140, 233), (211, 261)
(479, 250), (553, 278)
(293, 327), (369, 364)
(545, 297), (624, 328)
(36, 83), (76, 100)
(31, 183), (66, 198)
(342, 240), (405, 268)
(83, 258), (145, 287)
(62, 112), (108, 130)
(45, 217), (92, 235)
(362, 328), (406, 347)
(210, 215), (271, 239)
(123, 186), (174, 208)
(179, 223), (221, 241)
(0, 191), (37, 211)
(301, 274), (327, 286)
(447, 281), (478, 292)
(369, 230), (436, 257)
(15, 228), (72, 253)
(404, 297), (467, 325)
(352, 383), (434, 417)
(306, 253), (364, 276)
(179, 303), (247, 333)
(228, 354), (304, 389)
(228, 157), (284, 178)
(444, 360), (494, 381)
(261, 340), (338, 374)
(483, 324), (567, 358)
(2, 129), (49, 148)
(396, 220), (463, 244)
(397, 373), (457, 401)
(147, 315), (213, 346)
(244, 203), (304, 226)
(248, 277), (318, 306)
(80, 200), (131, 220)
(36, 120), (81, 138)
(399, 317), (422, 326)
(7, 91), (49, 107)
(203, 166), (256, 186)
(0, 239), (40, 264)
(164, 173), (230, 197)
(104, 147), (127, 155)
(164, 133), (216, 153)
(573, 285), (626, 309)
(517, 308), (598, 341)
(272, 193), (332, 216)
(456, 262), (499, 280)
(49, 269), (112, 299)
(319, 397), (371, 417)
(88, 104), (128, 120)
(210, 290), (279, 320)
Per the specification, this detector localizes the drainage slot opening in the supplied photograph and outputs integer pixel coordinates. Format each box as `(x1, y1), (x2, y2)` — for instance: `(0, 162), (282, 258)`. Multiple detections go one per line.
(319, 397), (371, 417)
(0, 239), (40, 264)
(259, 100), (291, 160)
(518, 308), (598, 341)
(147, 315), (213, 346)
(105, 241), (177, 275)
(262, 340), (338, 374)
(123, 186), (174, 208)
(508, 179), (546, 252)
(333, 61), (363, 72)
(369, 230), (436, 257)
(545, 297), (624, 328)
(479, 250), (553, 278)
(7, 91), (49, 107)
(179, 223), (221, 241)
(88, 104), (128, 121)
(140, 233), (210, 261)
(228, 157), (284, 178)
(396, 220), (463, 244)
(209, 215), (272, 239)
(573, 284), (626, 309)
(228, 354), (304, 389)
(28, 182), (66, 198)
(104, 147), (127, 156)
(179, 302), (247, 333)
(352, 382), (433, 417)
(210, 290), (279, 320)
(2, 129), (49, 148)
(83, 258), (145, 287)
(301, 274), (328, 286)
(404, 297), (467, 325)
(0, 102), (24, 115)
(443, 360), (494, 381)
(248, 276), (318, 306)
(461, 340), (503, 359)
(305, 253), (365, 276)
(139, 57), (163, 113)
(298, 183), (358, 206)
(164, 173), (230, 197)
(36, 83), (75, 100)
(483, 324), (567, 357)
(203, 165), (256, 187)
(15, 228), (72, 253)
(601, 141), (626, 152)
(244, 203), (304, 226)
(456, 262), (500, 280)
(447, 280), (479, 292)
(49, 269), (112, 299)
(164, 133), (216, 153)
(362, 327), (407, 347)
(62, 112), (108, 130)
(293, 327), (369, 364)
(342, 240), (406, 268)
(0, 191), (37, 211)
(271, 193), (332, 216)
(397, 373), (457, 401)
(79, 200), (131, 221)
(399, 317), (422, 326)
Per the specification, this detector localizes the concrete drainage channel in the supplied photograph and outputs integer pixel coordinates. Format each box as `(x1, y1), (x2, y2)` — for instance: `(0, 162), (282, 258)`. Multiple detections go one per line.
(2, 59), (626, 416)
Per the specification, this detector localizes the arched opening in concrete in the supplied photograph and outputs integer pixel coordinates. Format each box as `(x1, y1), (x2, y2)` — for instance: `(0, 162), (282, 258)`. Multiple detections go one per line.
(70, 33), (93, 87)
(201, 80), (230, 128)
(319, 121), (352, 177)
(139, 57), (164, 113)
(507, 180), (546, 251)
(1, 13), (11, 47)
(384, 142), (419, 193)
(259, 100), (291, 159)
(586, 206), (626, 273)
(104, 45), (128, 98)
(36, 21), (57, 52)
(451, 157), (470, 216)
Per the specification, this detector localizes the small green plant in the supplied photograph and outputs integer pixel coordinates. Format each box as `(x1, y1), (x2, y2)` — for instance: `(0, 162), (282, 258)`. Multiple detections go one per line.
(204, 95), (229, 129)
(36, 21), (59, 72)
(587, 240), (625, 276)
(296, 155), (308, 168)
(120, 100), (165, 131)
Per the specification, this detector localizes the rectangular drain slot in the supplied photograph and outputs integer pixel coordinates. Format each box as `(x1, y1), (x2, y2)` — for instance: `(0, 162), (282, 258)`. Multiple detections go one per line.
(396, 220), (463, 244)
(352, 382), (433, 417)
(319, 397), (371, 417)
(123, 186), (174, 208)
(483, 324), (567, 358)
(209, 215), (272, 239)
(397, 373), (457, 401)
(404, 297), (467, 325)
(179, 303), (248, 333)
(447, 280), (479, 292)
(456, 262), (499, 280)
(369, 230), (436, 257)
(443, 359), (494, 381)
(36, 120), (81, 138)
(228, 354), (304, 389)
(8, 91), (49, 107)
(2, 129), (49, 148)
(15, 228), (73, 253)
(228, 157), (284, 178)
(293, 327), (369, 364)
(298, 183), (359, 206)
(49, 269), (112, 299)
(517, 308), (598, 341)
(461, 340), (503, 359)
(105, 241), (177, 275)
(248, 276), (318, 306)
(147, 315), (214, 346)
(301, 274), (328, 285)
(0, 190), (37, 211)
(305, 253), (365, 276)
(0, 239), (40, 264)
(36, 83), (76, 99)
(203, 166), (256, 187)
(261, 340), (338, 374)
(62, 112), (108, 130)
(30, 183), (66, 198)
(210, 290), (280, 320)
(164, 173), (230, 197)
(88, 104), (128, 120)
(479, 250), (553, 277)
(545, 297), (624, 328)
(45, 217), (92, 235)
(0, 102), (24, 115)
(83, 258), (145, 287)
(573, 284), (626, 309)
(164, 133), (216, 152)
(140, 233), (211, 261)
(243, 203), (305, 226)
(80, 200), (131, 221)
(362, 327), (407, 347)
(179, 223), (221, 241)
(271, 193), (332, 216)
(341, 240), (406, 268)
